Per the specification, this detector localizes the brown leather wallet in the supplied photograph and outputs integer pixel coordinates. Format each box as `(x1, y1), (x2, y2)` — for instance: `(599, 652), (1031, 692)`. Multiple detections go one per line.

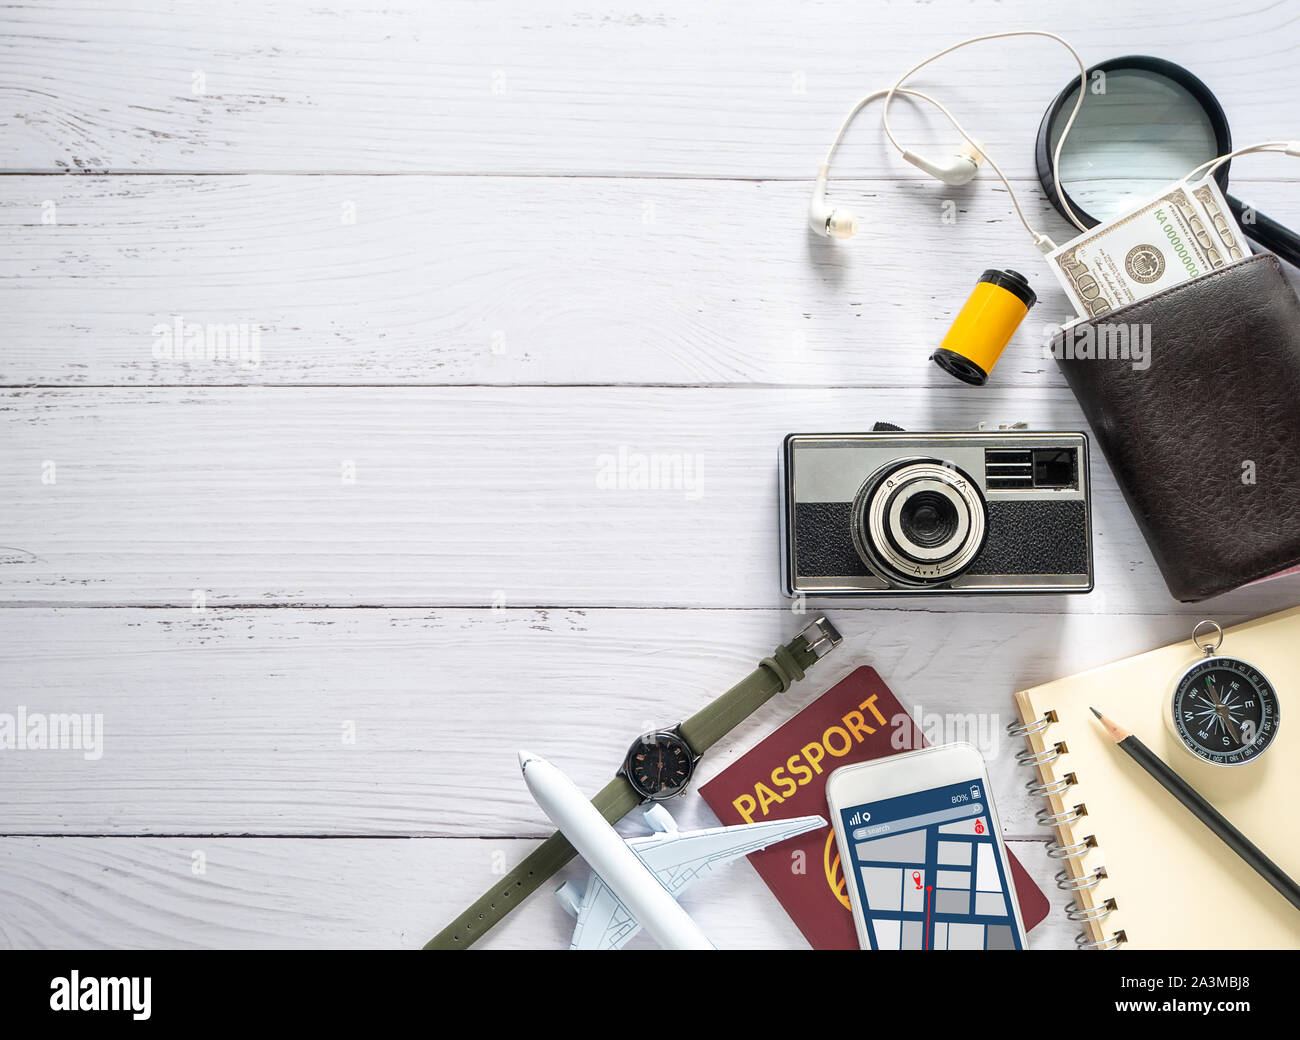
(1052, 253), (1300, 602)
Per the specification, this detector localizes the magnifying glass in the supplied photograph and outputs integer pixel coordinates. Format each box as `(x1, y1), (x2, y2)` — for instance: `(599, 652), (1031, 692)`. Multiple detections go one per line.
(1036, 56), (1300, 269)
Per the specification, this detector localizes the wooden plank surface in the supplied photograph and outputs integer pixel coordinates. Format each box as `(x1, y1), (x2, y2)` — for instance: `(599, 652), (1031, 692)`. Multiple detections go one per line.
(3, 1), (1296, 176)
(4, 175), (1298, 388)
(4, 386), (1300, 612)
(0, 835), (1076, 949)
(0, 605), (1259, 836)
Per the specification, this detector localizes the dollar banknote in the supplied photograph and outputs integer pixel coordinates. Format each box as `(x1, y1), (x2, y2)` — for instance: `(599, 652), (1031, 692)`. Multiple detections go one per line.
(1047, 185), (1221, 319)
(1190, 176), (1252, 263)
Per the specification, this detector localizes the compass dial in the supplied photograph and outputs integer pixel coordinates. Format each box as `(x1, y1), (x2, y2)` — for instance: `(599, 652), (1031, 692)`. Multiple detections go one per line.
(623, 730), (697, 801)
(1169, 656), (1279, 766)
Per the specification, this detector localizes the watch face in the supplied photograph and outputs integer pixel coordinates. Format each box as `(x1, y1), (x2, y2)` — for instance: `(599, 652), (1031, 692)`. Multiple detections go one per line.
(1170, 656), (1280, 766)
(624, 730), (696, 801)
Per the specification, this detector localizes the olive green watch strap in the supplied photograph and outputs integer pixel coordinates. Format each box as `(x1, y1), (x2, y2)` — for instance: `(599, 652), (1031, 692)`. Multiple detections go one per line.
(678, 617), (839, 754)
(423, 774), (642, 950)
(422, 615), (841, 950)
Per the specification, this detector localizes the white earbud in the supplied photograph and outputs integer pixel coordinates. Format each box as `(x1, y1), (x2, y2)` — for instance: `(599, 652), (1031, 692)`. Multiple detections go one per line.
(901, 140), (985, 185)
(808, 163), (860, 239)
(809, 141), (981, 239)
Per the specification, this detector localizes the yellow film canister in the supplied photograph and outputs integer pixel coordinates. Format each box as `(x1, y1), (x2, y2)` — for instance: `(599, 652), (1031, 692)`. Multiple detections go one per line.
(931, 268), (1036, 386)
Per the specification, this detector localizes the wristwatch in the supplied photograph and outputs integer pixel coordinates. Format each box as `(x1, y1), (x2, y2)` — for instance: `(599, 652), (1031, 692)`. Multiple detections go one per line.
(423, 614), (842, 949)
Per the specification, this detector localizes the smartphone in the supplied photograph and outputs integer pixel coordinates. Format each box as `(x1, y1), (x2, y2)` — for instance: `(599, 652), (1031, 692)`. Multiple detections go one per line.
(827, 743), (1026, 950)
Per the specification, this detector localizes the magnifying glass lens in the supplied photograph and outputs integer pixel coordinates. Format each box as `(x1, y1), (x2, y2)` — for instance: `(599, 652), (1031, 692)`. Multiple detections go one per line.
(1050, 68), (1221, 222)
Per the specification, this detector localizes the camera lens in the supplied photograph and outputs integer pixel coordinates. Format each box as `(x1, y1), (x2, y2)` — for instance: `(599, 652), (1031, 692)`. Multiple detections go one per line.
(898, 491), (960, 549)
(850, 459), (987, 587)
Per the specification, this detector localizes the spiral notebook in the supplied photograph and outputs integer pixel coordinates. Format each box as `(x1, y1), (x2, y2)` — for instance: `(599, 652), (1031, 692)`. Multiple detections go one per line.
(1013, 606), (1300, 949)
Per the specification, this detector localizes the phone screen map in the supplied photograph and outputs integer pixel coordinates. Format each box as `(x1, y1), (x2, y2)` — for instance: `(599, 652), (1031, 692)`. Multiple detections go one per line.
(839, 777), (1023, 950)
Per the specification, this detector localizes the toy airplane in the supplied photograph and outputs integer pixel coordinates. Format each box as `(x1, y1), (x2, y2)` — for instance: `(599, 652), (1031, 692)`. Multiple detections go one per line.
(518, 750), (824, 950)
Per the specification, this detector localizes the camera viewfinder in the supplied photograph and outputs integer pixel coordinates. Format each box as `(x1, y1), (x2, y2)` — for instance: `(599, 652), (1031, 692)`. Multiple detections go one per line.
(1032, 449), (1077, 489)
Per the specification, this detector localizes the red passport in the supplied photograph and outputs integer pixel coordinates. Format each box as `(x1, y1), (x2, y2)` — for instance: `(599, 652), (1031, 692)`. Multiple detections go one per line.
(699, 666), (1050, 949)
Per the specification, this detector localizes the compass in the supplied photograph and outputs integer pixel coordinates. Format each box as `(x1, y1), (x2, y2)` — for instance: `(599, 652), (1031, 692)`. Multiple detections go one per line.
(1165, 621), (1280, 767)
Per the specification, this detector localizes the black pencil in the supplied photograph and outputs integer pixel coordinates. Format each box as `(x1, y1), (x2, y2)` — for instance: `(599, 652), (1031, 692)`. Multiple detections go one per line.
(1090, 707), (1300, 913)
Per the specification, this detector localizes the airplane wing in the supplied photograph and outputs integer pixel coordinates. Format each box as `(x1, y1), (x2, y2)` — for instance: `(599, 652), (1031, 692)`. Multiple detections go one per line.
(626, 814), (827, 898)
(565, 814), (825, 949)
(567, 873), (641, 951)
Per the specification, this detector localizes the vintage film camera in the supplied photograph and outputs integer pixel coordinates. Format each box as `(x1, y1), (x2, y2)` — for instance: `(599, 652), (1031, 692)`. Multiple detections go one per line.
(780, 429), (1093, 596)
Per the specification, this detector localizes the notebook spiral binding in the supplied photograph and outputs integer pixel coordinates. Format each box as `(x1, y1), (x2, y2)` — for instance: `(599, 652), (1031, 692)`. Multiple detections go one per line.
(1007, 712), (1127, 950)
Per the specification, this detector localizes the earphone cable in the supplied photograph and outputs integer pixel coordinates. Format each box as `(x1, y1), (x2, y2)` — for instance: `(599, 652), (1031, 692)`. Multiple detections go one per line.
(819, 85), (1060, 248)
(1183, 141), (1296, 184)
(880, 30), (1090, 247)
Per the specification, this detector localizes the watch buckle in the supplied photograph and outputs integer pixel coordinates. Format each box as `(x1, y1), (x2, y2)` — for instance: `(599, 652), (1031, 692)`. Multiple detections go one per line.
(798, 615), (842, 658)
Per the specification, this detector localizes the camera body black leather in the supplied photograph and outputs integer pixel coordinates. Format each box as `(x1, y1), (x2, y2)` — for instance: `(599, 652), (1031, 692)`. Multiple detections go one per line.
(780, 430), (1094, 597)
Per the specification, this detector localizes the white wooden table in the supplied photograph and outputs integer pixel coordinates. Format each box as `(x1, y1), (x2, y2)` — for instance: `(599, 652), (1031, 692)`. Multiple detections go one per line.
(2, 0), (1298, 950)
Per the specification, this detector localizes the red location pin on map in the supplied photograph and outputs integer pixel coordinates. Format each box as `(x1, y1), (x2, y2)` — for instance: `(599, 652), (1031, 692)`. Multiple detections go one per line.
(912, 870), (922, 889)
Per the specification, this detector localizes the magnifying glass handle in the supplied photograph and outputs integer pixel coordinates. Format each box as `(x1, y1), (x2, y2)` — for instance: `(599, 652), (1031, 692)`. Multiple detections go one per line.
(1226, 194), (1300, 270)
